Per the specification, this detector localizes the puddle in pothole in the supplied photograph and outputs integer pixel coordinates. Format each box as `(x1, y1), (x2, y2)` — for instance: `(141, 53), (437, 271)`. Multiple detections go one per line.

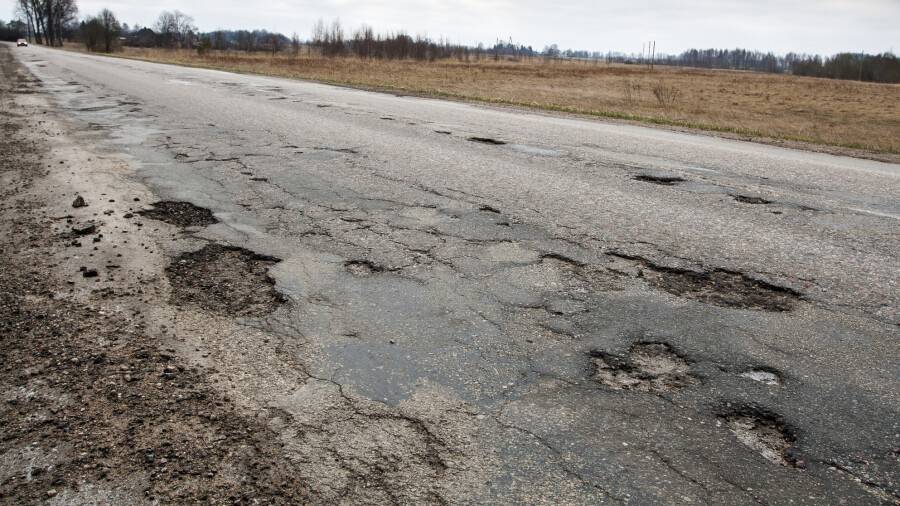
(722, 408), (801, 467)
(589, 342), (696, 393)
(166, 244), (284, 317)
(139, 201), (218, 227)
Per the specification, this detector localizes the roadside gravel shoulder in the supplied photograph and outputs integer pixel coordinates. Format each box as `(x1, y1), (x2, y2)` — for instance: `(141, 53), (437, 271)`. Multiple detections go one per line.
(0, 44), (313, 505)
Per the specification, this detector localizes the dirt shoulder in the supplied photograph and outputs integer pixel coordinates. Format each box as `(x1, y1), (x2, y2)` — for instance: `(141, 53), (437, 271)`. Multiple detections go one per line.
(0, 44), (313, 505)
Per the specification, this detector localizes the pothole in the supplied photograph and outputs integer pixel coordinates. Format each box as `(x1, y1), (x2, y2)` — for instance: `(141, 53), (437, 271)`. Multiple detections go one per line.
(721, 407), (802, 468)
(589, 342), (696, 393)
(733, 195), (773, 205)
(166, 244), (285, 317)
(632, 174), (686, 185)
(139, 201), (218, 228)
(642, 267), (801, 312)
(740, 368), (783, 386)
(468, 137), (507, 145)
(344, 260), (385, 277)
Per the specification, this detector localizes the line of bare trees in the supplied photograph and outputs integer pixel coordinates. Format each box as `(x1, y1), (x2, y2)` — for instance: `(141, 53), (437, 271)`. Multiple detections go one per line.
(15, 0), (78, 46)
(309, 19), (531, 61)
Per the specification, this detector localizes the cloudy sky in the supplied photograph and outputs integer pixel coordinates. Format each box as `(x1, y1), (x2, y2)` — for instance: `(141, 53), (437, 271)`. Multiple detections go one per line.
(3, 0), (898, 55)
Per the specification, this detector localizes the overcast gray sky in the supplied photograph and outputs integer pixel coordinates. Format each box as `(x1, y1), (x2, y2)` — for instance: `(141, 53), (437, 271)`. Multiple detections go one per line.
(3, 0), (898, 55)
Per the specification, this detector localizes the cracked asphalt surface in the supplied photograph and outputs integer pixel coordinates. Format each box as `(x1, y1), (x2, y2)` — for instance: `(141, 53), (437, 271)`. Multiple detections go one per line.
(3, 43), (899, 504)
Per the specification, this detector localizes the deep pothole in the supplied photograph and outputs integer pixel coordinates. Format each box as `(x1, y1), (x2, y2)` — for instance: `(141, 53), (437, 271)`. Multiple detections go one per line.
(642, 267), (801, 312)
(721, 406), (802, 468)
(468, 137), (507, 145)
(589, 342), (696, 393)
(733, 195), (773, 205)
(166, 244), (285, 317)
(139, 201), (218, 228)
(632, 174), (686, 185)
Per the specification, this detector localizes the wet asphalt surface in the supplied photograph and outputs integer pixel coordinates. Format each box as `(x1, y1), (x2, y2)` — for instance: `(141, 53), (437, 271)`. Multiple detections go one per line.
(10, 44), (900, 504)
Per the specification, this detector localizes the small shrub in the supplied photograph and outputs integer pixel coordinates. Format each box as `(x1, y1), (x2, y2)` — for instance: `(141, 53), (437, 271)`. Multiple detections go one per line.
(623, 80), (642, 105)
(652, 82), (680, 110)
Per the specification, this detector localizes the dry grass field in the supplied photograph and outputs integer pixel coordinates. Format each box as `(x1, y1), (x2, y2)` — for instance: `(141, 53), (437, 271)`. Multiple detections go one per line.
(94, 47), (900, 155)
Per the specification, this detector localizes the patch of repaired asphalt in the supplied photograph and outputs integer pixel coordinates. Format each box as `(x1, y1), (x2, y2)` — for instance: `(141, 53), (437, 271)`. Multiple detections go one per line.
(166, 244), (285, 316)
(589, 342), (696, 393)
(138, 200), (218, 227)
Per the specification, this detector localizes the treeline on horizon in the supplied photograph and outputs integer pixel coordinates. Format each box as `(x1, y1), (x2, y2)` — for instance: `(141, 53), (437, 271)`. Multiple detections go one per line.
(2, 6), (898, 84)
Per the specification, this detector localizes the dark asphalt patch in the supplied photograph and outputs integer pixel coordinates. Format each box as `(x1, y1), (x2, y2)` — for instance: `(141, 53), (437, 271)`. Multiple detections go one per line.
(139, 201), (218, 228)
(721, 405), (803, 468)
(468, 137), (507, 145)
(166, 244), (285, 317)
(589, 342), (696, 393)
(733, 195), (773, 205)
(632, 175), (686, 185)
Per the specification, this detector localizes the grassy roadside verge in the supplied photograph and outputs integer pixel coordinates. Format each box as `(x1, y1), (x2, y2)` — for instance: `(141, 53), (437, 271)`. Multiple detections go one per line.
(64, 46), (900, 161)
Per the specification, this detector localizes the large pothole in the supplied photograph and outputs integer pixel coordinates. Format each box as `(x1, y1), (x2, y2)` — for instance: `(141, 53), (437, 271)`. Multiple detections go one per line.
(139, 201), (218, 228)
(642, 267), (801, 312)
(589, 342), (696, 393)
(166, 244), (285, 316)
(721, 406), (802, 468)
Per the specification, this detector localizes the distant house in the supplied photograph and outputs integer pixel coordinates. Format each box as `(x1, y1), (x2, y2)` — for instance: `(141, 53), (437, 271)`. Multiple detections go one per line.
(127, 28), (157, 48)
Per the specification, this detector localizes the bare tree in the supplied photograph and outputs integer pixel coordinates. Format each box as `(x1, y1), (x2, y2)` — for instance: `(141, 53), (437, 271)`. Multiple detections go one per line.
(291, 32), (300, 56)
(18, 0), (76, 45)
(155, 10), (195, 48)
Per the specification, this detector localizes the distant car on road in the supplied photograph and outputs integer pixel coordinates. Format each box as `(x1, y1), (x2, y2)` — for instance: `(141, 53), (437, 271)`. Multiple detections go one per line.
(16, 39), (28, 47)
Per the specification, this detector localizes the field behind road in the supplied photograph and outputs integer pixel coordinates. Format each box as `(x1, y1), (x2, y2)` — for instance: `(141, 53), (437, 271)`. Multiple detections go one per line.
(97, 47), (900, 157)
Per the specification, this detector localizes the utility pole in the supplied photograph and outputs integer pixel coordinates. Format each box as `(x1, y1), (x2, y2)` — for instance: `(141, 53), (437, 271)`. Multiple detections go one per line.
(858, 51), (863, 81)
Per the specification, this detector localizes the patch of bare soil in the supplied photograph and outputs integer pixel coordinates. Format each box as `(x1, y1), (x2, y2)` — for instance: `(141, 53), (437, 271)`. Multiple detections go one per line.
(165, 244), (285, 317)
(589, 342), (696, 393)
(721, 406), (803, 468)
(138, 201), (218, 228)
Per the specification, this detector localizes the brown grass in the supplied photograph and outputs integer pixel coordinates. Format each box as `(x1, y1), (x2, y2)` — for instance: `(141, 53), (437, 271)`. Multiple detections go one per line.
(80, 47), (900, 154)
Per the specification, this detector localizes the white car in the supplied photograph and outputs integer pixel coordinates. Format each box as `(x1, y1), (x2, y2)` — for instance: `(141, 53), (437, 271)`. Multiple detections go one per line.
(16, 39), (28, 47)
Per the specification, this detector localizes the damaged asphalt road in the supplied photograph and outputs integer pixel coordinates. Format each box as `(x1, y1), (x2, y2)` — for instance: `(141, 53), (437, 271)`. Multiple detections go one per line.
(2, 43), (899, 504)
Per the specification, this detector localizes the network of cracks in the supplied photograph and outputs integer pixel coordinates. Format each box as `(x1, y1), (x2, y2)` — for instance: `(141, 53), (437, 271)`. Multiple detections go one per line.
(137, 191), (823, 478)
